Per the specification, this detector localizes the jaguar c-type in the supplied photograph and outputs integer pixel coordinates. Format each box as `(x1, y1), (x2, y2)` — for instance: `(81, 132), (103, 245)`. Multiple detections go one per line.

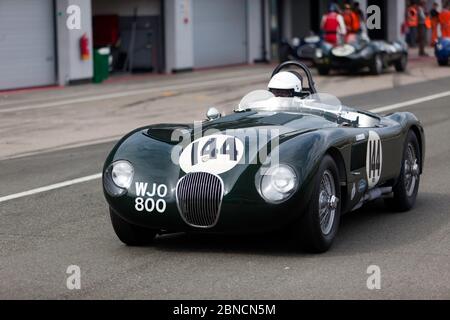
(103, 62), (424, 253)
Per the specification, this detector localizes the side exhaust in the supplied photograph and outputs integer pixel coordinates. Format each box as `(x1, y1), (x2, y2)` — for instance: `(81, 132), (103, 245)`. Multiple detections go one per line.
(351, 186), (393, 211)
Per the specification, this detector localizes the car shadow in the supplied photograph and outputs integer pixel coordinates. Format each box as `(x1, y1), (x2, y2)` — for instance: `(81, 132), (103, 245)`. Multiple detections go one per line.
(150, 191), (448, 257)
(332, 191), (449, 255)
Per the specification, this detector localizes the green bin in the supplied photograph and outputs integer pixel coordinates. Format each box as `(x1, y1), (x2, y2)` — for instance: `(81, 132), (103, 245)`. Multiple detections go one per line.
(93, 47), (110, 83)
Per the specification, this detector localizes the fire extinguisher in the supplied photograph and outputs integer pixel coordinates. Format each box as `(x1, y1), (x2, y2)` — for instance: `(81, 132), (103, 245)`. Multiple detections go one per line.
(80, 33), (90, 61)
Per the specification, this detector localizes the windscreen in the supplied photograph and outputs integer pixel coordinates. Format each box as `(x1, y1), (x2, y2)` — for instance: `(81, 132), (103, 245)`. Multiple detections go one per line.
(238, 90), (343, 114)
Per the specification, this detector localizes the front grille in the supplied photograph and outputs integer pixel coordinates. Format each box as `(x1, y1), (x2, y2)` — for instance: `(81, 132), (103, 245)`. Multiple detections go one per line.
(176, 172), (224, 228)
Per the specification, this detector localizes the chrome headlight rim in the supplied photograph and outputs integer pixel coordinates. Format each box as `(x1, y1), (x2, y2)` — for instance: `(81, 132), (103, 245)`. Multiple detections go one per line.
(103, 160), (134, 197)
(111, 160), (134, 189)
(256, 164), (299, 204)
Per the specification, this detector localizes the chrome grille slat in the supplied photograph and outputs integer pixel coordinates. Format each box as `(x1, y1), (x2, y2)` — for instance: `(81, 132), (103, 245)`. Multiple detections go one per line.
(206, 174), (213, 224)
(204, 174), (211, 225)
(176, 172), (224, 228)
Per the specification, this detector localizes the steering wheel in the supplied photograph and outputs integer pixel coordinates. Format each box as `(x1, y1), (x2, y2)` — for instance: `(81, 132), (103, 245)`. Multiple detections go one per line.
(271, 60), (318, 95)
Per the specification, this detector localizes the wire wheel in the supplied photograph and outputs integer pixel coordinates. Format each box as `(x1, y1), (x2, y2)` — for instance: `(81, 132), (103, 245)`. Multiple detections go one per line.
(318, 170), (338, 235)
(404, 143), (420, 197)
(375, 55), (383, 73)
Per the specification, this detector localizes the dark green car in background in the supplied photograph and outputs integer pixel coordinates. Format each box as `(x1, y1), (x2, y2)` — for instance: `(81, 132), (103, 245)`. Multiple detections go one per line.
(103, 62), (425, 253)
(314, 35), (408, 76)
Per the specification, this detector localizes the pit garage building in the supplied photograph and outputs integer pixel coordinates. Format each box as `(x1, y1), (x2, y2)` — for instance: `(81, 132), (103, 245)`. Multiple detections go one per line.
(0, 0), (433, 91)
(0, 0), (270, 91)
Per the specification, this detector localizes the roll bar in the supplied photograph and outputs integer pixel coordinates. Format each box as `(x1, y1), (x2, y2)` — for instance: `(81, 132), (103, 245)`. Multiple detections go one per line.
(271, 61), (318, 94)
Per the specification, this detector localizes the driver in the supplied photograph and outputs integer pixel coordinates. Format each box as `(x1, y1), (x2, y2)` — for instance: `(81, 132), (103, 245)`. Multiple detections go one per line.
(267, 71), (303, 98)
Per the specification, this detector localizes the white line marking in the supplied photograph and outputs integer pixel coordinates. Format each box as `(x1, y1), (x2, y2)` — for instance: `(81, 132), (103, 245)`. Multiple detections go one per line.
(0, 74), (267, 114)
(369, 90), (450, 114)
(0, 173), (102, 203)
(1, 89), (449, 203)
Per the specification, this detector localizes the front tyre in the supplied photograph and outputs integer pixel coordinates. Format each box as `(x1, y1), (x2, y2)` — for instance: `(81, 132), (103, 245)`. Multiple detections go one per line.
(291, 155), (341, 253)
(390, 131), (421, 211)
(317, 66), (330, 75)
(110, 208), (158, 246)
(369, 54), (384, 75)
(438, 58), (448, 66)
(395, 54), (408, 72)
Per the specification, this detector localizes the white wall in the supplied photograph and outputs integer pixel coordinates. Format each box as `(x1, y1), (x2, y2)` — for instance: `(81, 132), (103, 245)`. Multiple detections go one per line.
(92, 0), (160, 16)
(164, 0), (194, 72)
(56, 0), (94, 84)
(247, 0), (268, 63)
(69, 0), (94, 80)
(264, 0), (271, 61)
(387, 0), (405, 42)
(165, 0), (269, 72)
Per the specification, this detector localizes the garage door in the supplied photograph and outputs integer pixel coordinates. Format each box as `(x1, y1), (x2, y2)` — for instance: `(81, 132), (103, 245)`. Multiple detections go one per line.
(0, 0), (56, 90)
(193, 0), (247, 68)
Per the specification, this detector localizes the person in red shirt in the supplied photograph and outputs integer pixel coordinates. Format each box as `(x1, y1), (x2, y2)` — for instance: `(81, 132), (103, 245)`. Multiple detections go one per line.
(321, 3), (347, 45)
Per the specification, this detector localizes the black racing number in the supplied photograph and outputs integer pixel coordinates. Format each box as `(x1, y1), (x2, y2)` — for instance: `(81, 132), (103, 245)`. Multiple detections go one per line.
(369, 139), (381, 180)
(221, 137), (238, 161)
(191, 141), (199, 166)
(191, 137), (239, 166)
(201, 138), (217, 161)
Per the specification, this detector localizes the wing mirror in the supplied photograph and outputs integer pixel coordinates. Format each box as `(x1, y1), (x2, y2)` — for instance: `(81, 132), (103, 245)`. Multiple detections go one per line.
(206, 107), (221, 121)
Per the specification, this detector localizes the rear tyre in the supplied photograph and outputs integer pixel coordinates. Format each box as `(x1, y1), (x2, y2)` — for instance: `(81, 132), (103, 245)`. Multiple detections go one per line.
(317, 66), (330, 75)
(438, 58), (448, 66)
(395, 54), (408, 72)
(291, 155), (341, 253)
(110, 208), (158, 246)
(390, 131), (421, 212)
(370, 54), (383, 75)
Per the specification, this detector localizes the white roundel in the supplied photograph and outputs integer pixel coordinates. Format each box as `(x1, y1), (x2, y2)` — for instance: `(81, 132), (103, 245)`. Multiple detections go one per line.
(179, 135), (244, 175)
(331, 44), (355, 57)
(366, 131), (383, 188)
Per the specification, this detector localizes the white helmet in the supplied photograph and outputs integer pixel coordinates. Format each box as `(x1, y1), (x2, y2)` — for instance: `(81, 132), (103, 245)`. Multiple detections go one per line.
(268, 71), (303, 97)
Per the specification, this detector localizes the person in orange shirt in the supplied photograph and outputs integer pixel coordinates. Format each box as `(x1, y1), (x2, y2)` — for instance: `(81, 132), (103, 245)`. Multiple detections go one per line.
(430, 2), (440, 46)
(342, 3), (361, 43)
(440, 2), (450, 38)
(343, 4), (356, 33)
(406, 1), (419, 47)
(352, 2), (363, 33)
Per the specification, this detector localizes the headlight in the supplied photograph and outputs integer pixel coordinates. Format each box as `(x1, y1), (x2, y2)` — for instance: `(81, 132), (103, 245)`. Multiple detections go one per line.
(436, 43), (443, 51)
(315, 48), (323, 58)
(257, 164), (298, 203)
(111, 160), (134, 189)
